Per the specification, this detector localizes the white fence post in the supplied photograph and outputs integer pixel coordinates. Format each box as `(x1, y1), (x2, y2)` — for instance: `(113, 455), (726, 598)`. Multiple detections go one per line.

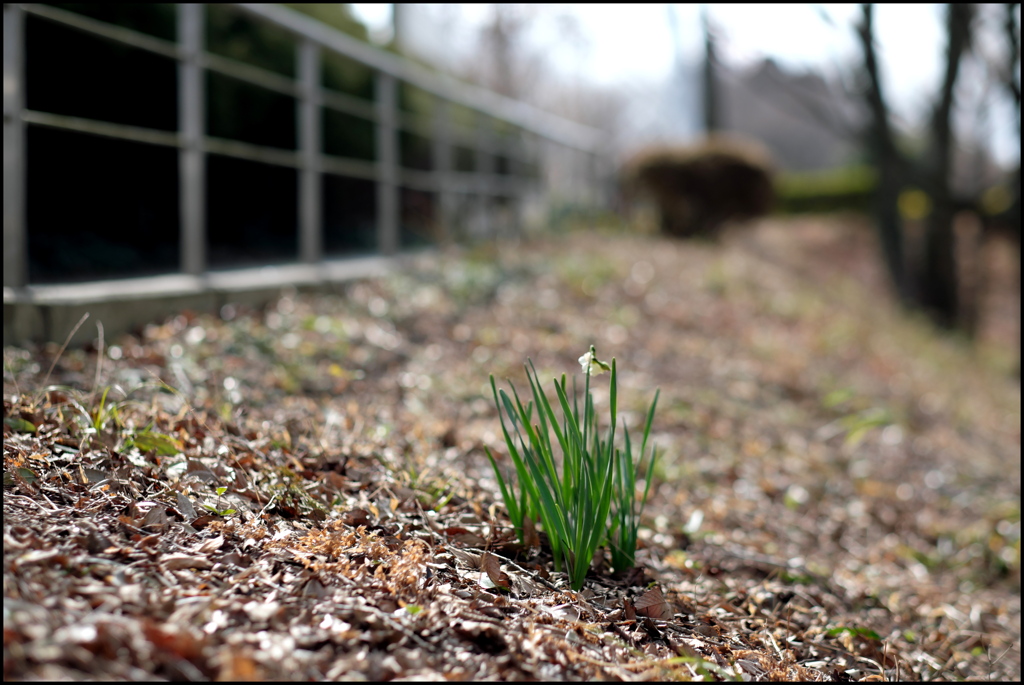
(298, 39), (322, 264)
(475, 113), (494, 238)
(3, 3), (26, 289)
(178, 4), (206, 277)
(432, 97), (453, 244)
(376, 72), (398, 255)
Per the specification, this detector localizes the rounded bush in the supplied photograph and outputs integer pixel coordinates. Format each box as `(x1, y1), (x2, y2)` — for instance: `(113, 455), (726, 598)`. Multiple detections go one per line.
(621, 136), (776, 239)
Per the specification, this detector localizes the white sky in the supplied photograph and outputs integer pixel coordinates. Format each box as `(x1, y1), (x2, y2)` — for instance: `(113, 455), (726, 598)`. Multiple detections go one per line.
(351, 3), (1019, 166)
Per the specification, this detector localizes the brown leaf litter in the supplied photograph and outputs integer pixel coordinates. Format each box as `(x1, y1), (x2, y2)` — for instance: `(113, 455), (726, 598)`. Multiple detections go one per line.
(4, 216), (1020, 680)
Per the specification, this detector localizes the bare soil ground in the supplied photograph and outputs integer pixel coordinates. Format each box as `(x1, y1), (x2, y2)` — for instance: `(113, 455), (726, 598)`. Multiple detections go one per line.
(4, 215), (1020, 681)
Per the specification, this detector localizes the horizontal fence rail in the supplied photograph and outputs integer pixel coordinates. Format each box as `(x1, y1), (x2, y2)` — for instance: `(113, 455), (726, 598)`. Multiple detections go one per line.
(3, 2), (609, 318)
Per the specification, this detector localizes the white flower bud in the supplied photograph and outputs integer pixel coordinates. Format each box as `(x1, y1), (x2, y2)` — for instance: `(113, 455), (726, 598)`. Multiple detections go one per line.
(578, 345), (610, 376)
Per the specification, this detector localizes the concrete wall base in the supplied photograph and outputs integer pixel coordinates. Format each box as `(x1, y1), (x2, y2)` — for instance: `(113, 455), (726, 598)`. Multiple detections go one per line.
(3, 255), (399, 347)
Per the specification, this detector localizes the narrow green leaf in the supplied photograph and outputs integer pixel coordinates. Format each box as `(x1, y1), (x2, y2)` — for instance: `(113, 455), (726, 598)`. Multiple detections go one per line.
(130, 430), (182, 456)
(608, 358), (618, 450)
(485, 446), (520, 533)
(826, 626), (882, 641)
(4, 417), (37, 433)
(16, 467), (39, 484)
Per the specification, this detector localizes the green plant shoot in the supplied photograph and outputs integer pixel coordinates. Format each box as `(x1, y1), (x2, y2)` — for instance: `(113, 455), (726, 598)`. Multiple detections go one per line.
(486, 346), (660, 590)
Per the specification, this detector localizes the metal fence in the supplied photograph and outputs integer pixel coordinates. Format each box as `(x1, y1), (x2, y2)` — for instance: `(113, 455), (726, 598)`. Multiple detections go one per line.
(3, 3), (608, 342)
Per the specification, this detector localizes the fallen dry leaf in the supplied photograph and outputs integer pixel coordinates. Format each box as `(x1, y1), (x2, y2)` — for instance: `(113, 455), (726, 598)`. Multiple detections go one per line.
(162, 554), (212, 571)
(481, 552), (511, 591)
(633, 585), (672, 620)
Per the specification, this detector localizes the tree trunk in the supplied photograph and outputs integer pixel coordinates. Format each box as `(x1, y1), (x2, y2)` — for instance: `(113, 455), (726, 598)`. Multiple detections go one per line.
(919, 3), (975, 331)
(702, 7), (720, 135)
(856, 4), (911, 305)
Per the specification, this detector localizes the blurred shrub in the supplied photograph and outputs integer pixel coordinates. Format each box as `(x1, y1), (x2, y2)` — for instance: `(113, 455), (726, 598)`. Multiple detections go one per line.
(775, 165), (877, 215)
(621, 136), (775, 239)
